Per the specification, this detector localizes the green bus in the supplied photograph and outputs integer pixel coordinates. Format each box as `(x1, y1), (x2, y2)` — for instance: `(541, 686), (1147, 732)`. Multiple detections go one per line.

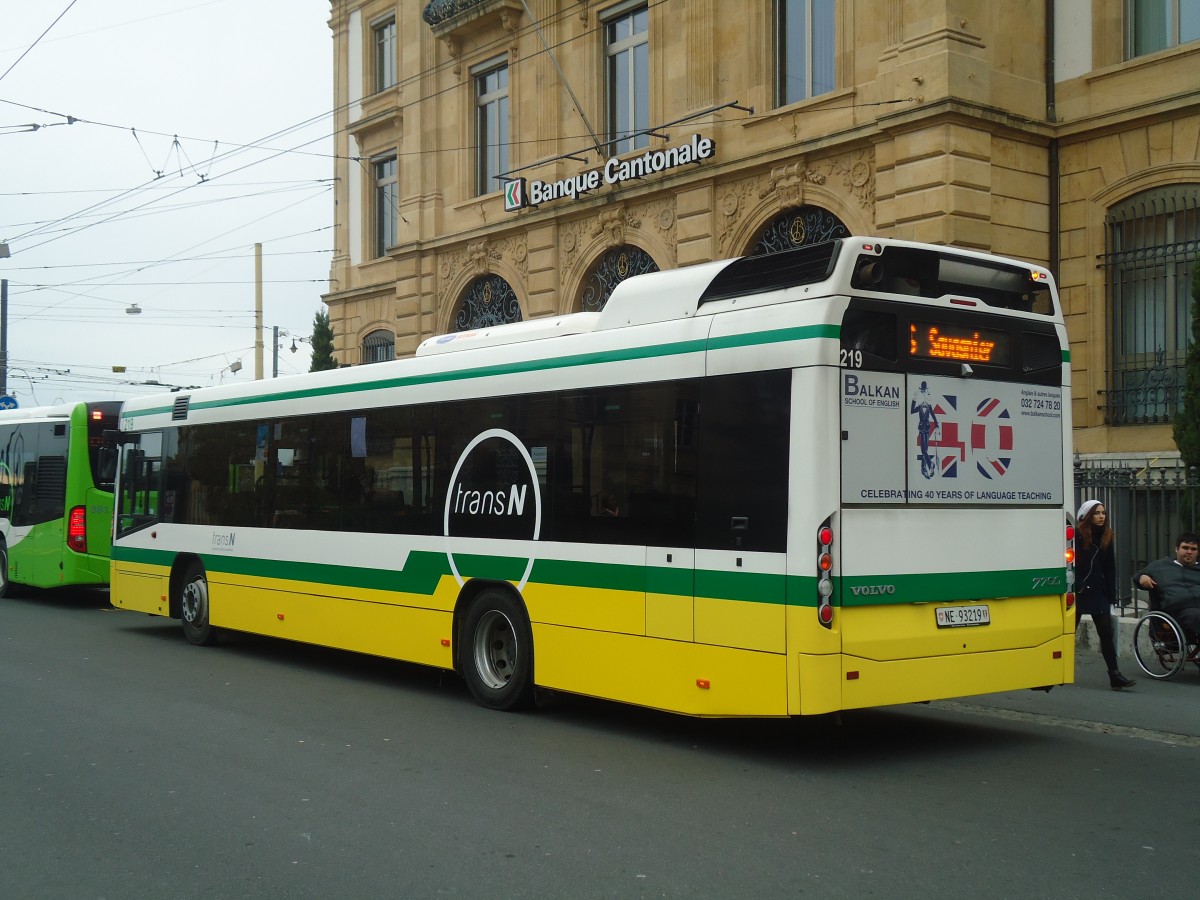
(0, 401), (122, 594)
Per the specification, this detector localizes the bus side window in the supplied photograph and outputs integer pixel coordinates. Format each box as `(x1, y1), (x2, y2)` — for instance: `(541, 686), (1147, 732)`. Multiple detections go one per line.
(12, 461), (37, 526)
(118, 432), (164, 536)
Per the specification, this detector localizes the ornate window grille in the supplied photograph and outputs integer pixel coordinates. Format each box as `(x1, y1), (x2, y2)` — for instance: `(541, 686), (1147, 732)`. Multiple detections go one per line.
(750, 205), (847, 256)
(1102, 185), (1200, 425)
(454, 274), (522, 330)
(362, 329), (395, 364)
(579, 246), (659, 312)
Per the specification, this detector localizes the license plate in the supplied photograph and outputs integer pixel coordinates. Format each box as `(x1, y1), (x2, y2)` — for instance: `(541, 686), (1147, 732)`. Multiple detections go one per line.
(935, 605), (990, 628)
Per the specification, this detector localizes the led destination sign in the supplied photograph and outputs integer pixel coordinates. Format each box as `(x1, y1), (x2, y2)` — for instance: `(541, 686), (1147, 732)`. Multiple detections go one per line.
(504, 133), (716, 212)
(909, 322), (1011, 365)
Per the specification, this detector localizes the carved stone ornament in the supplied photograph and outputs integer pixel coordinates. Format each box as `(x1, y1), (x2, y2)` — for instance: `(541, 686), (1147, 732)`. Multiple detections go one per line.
(591, 206), (641, 249)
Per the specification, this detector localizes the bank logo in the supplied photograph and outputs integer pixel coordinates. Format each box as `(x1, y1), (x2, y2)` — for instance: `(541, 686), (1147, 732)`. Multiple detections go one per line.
(502, 178), (527, 212)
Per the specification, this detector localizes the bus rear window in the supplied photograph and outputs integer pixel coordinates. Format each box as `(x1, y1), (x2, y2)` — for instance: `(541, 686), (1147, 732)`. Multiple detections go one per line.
(852, 246), (1053, 315)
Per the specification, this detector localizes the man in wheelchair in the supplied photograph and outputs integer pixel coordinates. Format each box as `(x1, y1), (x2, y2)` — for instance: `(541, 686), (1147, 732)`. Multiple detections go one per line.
(1134, 532), (1200, 642)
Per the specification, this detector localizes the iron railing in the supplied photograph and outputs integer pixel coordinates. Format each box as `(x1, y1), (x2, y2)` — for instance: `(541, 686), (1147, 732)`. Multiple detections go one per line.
(1074, 457), (1200, 614)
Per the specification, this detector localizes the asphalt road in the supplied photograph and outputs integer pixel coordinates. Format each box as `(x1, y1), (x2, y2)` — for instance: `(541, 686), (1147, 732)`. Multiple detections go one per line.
(1, 587), (1195, 899)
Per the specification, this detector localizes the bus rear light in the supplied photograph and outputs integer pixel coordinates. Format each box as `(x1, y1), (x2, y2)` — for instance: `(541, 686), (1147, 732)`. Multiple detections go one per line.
(846, 670), (859, 680)
(1064, 548), (1075, 564)
(1065, 592), (1075, 610)
(816, 519), (834, 629)
(67, 506), (87, 553)
(1065, 525), (1075, 542)
(696, 679), (711, 690)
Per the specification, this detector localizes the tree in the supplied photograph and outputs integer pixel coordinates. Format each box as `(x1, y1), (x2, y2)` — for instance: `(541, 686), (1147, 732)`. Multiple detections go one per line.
(1173, 265), (1200, 469)
(310, 308), (337, 372)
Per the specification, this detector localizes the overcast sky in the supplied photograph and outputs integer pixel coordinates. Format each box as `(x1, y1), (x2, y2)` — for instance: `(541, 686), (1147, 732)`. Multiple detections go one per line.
(0, 0), (334, 408)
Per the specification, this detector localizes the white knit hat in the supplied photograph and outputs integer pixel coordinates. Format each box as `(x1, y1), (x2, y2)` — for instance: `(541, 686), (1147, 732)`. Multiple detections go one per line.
(1077, 499), (1102, 522)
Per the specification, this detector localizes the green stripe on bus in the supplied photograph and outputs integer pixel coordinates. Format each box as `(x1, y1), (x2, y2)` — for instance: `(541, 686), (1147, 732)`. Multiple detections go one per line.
(116, 546), (1059, 607)
(839, 567), (1066, 606)
(123, 325), (838, 419)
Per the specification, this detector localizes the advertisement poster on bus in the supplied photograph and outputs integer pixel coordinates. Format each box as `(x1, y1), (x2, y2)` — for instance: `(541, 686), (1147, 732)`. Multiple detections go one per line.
(841, 371), (1063, 505)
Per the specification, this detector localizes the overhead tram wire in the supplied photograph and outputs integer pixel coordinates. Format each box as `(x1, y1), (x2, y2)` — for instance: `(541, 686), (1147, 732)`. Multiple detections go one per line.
(0, 0), (661, 251)
(0, 0), (650, 259)
(0, 0), (81, 86)
(9, 184), (332, 321)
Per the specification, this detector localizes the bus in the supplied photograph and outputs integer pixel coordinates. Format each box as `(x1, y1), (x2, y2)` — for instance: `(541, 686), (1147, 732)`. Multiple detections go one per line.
(0, 401), (122, 595)
(109, 237), (1074, 716)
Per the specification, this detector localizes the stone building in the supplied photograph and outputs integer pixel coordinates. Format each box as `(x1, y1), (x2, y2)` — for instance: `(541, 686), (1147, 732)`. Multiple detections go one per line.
(323, 0), (1200, 466)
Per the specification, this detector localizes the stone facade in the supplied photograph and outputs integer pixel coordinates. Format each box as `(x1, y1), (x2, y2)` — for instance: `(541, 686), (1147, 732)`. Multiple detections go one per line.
(324, 0), (1200, 463)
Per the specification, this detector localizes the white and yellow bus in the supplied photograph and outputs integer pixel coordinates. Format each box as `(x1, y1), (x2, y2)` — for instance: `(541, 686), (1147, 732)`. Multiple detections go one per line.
(110, 237), (1075, 716)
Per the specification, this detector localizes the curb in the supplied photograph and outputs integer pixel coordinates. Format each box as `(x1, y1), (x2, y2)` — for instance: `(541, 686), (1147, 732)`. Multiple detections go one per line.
(1075, 610), (1139, 660)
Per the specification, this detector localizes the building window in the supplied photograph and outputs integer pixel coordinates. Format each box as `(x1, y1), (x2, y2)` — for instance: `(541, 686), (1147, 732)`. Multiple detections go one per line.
(579, 246), (659, 312)
(1103, 185), (1200, 425)
(776, 0), (835, 106)
(374, 17), (396, 92)
(750, 205), (847, 256)
(373, 156), (398, 258)
(454, 275), (522, 330)
(1128, 0), (1200, 58)
(605, 4), (649, 156)
(362, 330), (395, 364)
(475, 61), (509, 196)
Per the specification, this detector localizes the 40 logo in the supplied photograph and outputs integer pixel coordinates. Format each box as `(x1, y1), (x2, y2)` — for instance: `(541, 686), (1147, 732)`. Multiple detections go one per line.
(912, 395), (1013, 479)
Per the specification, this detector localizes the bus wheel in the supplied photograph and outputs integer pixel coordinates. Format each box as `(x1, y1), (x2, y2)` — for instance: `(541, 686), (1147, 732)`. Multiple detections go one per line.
(179, 563), (216, 646)
(460, 589), (535, 711)
(0, 543), (8, 598)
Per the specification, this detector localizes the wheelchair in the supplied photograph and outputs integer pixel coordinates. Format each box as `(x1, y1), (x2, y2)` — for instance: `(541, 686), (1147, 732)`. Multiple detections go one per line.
(1132, 598), (1200, 680)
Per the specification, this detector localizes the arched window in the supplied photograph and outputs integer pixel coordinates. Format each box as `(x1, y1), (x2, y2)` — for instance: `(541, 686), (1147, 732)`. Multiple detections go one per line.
(454, 274), (521, 330)
(578, 245), (659, 312)
(1103, 184), (1200, 425)
(361, 329), (395, 364)
(750, 205), (847, 256)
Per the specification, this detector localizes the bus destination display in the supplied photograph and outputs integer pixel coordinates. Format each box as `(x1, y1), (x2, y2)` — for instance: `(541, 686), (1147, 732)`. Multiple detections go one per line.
(909, 321), (1010, 365)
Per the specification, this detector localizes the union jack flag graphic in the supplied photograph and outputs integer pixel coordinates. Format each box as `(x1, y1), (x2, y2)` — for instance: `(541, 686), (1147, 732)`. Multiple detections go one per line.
(972, 397), (1013, 479)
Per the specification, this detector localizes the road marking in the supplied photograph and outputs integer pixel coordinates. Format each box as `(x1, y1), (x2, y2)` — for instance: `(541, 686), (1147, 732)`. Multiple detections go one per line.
(933, 701), (1200, 749)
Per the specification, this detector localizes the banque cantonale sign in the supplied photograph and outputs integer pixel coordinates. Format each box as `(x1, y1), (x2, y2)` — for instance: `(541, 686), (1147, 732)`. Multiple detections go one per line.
(503, 133), (716, 212)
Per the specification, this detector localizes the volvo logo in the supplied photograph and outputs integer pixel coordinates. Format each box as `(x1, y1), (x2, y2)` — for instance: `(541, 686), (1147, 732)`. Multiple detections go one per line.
(849, 584), (897, 596)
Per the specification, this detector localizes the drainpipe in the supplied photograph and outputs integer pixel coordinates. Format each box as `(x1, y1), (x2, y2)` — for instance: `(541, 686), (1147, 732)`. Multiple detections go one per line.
(1046, 0), (1060, 277)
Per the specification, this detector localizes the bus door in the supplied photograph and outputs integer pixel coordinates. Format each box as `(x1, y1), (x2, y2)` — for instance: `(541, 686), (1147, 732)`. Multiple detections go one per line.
(692, 369), (791, 653)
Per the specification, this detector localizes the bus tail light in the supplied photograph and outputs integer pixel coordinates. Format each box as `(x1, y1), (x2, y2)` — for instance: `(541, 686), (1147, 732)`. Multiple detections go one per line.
(68, 506), (88, 553)
(817, 519), (834, 629)
(1064, 516), (1075, 611)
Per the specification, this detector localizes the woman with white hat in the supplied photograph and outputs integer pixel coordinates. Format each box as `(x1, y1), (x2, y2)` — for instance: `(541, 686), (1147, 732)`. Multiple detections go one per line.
(1075, 499), (1136, 689)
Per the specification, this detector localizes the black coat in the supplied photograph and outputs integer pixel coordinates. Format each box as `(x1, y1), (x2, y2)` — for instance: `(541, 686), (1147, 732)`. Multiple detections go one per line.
(1075, 530), (1116, 617)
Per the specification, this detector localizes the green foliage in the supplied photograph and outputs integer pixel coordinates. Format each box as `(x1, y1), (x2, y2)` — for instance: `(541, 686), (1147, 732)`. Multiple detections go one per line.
(1173, 265), (1200, 469)
(309, 308), (338, 372)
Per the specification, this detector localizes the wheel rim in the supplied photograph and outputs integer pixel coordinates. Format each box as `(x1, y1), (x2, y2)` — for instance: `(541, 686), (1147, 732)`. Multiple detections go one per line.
(472, 609), (518, 690)
(1133, 614), (1185, 679)
(181, 579), (207, 627)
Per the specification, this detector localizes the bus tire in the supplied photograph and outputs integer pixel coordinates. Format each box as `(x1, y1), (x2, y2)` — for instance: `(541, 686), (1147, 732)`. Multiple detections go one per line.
(0, 543), (8, 598)
(460, 588), (535, 711)
(179, 562), (217, 646)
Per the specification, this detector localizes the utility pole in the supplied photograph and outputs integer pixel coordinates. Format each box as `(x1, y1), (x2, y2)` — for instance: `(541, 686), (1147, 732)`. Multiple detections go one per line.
(0, 278), (7, 396)
(254, 242), (264, 379)
(272, 325), (279, 378)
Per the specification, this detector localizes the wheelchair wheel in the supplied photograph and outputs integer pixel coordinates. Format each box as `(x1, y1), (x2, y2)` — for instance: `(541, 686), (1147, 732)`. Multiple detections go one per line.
(1132, 612), (1188, 680)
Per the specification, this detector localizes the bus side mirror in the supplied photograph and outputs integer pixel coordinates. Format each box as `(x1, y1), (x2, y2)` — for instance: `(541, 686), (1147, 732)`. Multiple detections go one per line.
(102, 429), (134, 446)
